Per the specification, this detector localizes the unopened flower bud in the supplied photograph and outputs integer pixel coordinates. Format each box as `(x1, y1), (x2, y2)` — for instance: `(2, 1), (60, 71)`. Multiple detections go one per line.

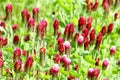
(53, 18), (59, 36)
(14, 60), (22, 72)
(102, 58), (109, 70)
(12, 24), (18, 31)
(108, 22), (113, 34)
(13, 34), (19, 44)
(110, 46), (116, 55)
(50, 64), (59, 77)
(101, 25), (106, 36)
(21, 9), (30, 22)
(78, 35), (84, 46)
(24, 56), (34, 71)
(32, 7), (39, 21)
(78, 16), (86, 31)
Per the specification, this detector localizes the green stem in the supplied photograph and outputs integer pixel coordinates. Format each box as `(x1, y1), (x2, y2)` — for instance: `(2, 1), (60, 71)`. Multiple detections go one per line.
(75, 41), (77, 50)
(79, 46), (83, 67)
(54, 36), (56, 51)
(99, 70), (103, 80)
(115, 0), (118, 7)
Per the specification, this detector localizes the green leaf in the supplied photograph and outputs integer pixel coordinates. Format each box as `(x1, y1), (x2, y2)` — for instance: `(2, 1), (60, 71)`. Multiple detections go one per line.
(60, 67), (68, 76)
(85, 55), (95, 64)
(112, 68), (119, 74)
(24, 43), (30, 51)
(39, 72), (44, 78)
(69, 70), (80, 77)
(2, 69), (6, 76)
(100, 44), (106, 49)
(111, 33), (118, 40)
(72, 17), (78, 26)
(3, 47), (13, 52)
(44, 75), (51, 79)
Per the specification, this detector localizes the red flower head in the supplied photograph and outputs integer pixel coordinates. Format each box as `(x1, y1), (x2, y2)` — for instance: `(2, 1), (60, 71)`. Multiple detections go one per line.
(57, 38), (64, 45)
(88, 68), (94, 79)
(95, 58), (100, 66)
(102, 58), (109, 70)
(50, 64), (59, 77)
(27, 18), (35, 30)
(34, 49), (36, 56)
(114, 12), (118, 21)
(40, 47), (46, 54)
(41, 20), (48, 32)
(64, 41), (71, 56)
(3, 38), (8, 46)
(88, 68), (100, 80)
(102, 0), (107, 6)
(0, 58), (4, 68)
(12, 24), (18, 31)
(58, 43), (65, 54)
(14, 60), (22, 72)
(36, 22), (44, 33)
(24, 34), (30, 42)
(92, 1), (99, 11)
(36, 20), (47, 39)
(0, 21), (6, 29)
(22, 50), (27, 57)
(87, 2), (93, 12)
(86, 0), (89, 4)
(78, 16), (86, 31)
(24, 56), (34, 71)
(68, 76), (74, 80)
(103, 1), (110, 12)
(93, 68), (100, 78)
(64, 24), (69, 39)
(82, 28), (89, 38)
(64, 23), (74, 40)
(40, 47), (46, 66)
(87, 16), (93, 23)
(110, 46), (116, 55)
(107, 22), (113, 34)
(5, 4), (12, 18)
(84, 39), (89, 50)
(32, 7), (39, 15)
(74, 33), (79, 42)
(95, 33), (102, 49)
(67, 23), (75, 39)
(104, 78), (108, 80)
(13, 48), (21, 60)
(53, 18), (59, 36)
(68, 23), (74, 35)
(21, 9), (30, 22)
(60, 54), (67, 63)
(101, 25), (107, 36)
(74, 64), (78, 71)
(0, 37), (3, 47)
(32, 7), (39, 21)
(78, 35), (84, 46)
(0, 51), (2, 58)
(118, 59), (120, 66)
(108, 0), (114, 5)
(53, 53), (61, 64)
(86, 22), (92, 31)
(41, 20), (47, 27)
(64, 41), (71, 51)
(5, 68), (9, 74)
(62, 57), (71, 70)
(13, 34), (19, 44)
(0, 37), (8, 47)
(90, 29), (96, 44)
